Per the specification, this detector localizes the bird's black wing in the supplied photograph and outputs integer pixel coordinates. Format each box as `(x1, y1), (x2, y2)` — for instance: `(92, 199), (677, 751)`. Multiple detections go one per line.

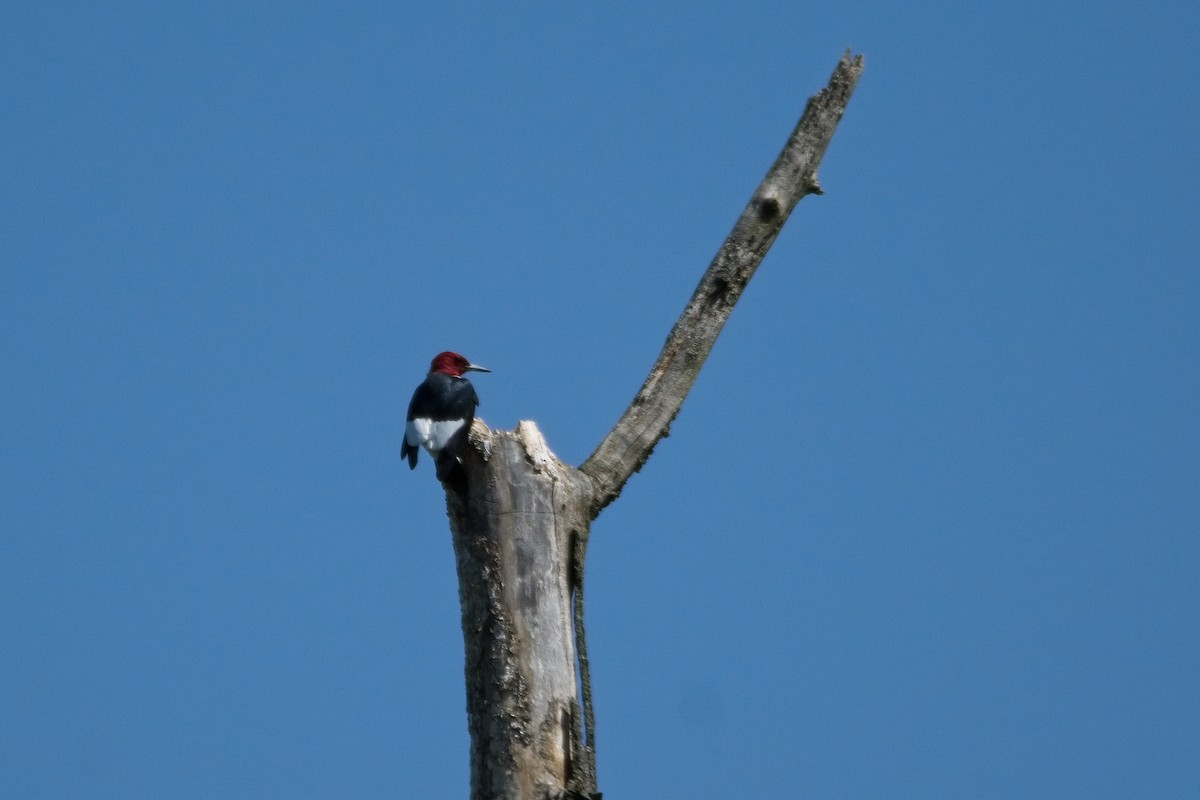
(406, 374), (478, 421)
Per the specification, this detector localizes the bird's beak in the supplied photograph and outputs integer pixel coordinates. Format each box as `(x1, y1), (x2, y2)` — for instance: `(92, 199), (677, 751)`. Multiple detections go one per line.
(466, 363), (491, 373)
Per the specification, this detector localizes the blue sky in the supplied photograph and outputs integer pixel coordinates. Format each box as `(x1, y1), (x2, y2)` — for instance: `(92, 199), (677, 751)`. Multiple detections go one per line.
(3, 2), (1198, 798)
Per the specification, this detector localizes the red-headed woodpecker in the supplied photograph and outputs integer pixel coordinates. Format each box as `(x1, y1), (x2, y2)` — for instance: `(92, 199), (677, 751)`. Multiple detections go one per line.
(402, 351), (491, 480)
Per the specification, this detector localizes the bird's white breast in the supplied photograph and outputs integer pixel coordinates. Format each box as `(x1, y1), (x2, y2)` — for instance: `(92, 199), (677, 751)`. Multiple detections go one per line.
(406, 417), (466, 454)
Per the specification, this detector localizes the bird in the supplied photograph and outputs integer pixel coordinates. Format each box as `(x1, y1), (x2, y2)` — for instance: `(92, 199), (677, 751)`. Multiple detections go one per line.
(402, 351), (490, 480)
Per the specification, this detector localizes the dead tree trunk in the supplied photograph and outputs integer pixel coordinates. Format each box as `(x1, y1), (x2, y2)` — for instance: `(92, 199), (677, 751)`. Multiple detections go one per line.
(441, 51), (863, 800)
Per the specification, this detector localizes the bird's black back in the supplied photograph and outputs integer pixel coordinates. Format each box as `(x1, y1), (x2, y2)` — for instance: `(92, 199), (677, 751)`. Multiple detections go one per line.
(406, 372), (480, 422)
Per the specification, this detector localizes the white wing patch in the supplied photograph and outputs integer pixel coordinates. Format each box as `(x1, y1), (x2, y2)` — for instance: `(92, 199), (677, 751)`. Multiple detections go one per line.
(406, 417), (467, 455)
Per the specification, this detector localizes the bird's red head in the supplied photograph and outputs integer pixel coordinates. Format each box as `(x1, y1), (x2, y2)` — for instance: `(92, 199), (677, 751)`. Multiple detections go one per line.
(429, 351), (490, 377)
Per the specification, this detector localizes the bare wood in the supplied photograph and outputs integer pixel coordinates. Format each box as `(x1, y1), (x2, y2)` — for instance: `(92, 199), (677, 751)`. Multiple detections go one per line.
(440, 52), (862, 800)
(579, 50), (864, 515)
(446, 420), (597, 800)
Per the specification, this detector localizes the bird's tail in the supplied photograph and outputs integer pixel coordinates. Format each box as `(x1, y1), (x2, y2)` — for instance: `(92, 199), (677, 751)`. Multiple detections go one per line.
(401, 440), (418, 469)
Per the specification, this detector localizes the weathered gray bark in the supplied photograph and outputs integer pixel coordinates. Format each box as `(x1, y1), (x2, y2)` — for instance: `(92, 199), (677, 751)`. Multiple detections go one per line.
(442, 51), (863, 800)
(446, 422), (597, 800)
(580, 51), (866, 515)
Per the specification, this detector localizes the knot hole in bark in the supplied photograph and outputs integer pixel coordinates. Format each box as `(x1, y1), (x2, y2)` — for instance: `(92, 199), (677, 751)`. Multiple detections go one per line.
(757, 194), (781, 220)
